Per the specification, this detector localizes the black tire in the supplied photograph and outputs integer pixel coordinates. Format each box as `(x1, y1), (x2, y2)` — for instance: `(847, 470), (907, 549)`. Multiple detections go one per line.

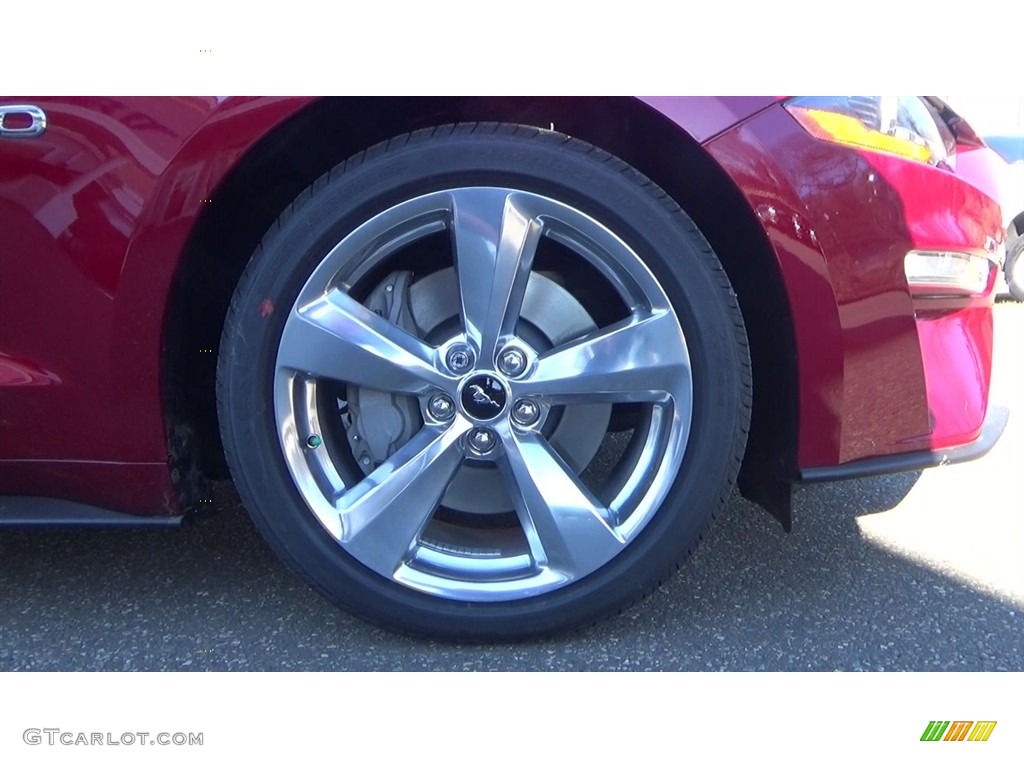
(1006, 235), (1024, 302)
(217, 123), (751, 639)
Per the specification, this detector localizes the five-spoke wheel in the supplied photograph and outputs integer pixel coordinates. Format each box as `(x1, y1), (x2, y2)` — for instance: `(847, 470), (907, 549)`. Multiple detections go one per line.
(218, 124), (750, 638)
(273, 188), (693, 600)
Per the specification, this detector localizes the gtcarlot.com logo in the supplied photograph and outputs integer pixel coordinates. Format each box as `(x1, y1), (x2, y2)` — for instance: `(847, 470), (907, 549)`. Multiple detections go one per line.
(23, 729), (203, 747)
(920, 721), (997, 742)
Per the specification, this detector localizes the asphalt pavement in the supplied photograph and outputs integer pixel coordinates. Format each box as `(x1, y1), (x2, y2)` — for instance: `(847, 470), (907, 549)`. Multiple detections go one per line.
(1, 304), (1021, 671)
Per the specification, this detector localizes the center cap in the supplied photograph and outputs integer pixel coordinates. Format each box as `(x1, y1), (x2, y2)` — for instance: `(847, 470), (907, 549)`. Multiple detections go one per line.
(461, 375), (507, 421)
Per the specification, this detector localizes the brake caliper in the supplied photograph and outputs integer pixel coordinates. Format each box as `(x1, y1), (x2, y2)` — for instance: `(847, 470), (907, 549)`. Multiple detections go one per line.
(343, 271), (423, 474)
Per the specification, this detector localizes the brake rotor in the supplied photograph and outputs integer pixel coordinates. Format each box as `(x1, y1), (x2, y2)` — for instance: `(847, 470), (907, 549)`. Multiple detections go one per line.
(345, 267), (611, 514)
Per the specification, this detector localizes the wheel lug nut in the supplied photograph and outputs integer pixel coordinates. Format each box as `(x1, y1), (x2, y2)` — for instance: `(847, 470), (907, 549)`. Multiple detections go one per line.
(498, 347), (527, 377)
(468, 428), (496, 454)
(427, 393), (455, 421)
(447, 346), (474, 373)
(511, 399), (540, 427)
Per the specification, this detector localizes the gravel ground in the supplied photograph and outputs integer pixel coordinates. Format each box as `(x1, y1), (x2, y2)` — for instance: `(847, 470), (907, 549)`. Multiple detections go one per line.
(1, 304), (1021, 671)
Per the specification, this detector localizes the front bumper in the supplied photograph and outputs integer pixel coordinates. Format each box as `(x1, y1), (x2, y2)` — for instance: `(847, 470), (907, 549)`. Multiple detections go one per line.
(706, 104), (1006, 471)
(796, 403), (1009, 483)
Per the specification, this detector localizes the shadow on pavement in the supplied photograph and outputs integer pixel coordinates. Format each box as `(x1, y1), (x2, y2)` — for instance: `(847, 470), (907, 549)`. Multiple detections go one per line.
(0, 473), (1020, 671)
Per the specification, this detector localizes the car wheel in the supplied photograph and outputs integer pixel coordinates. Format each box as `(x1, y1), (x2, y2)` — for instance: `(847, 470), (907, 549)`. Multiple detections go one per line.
(1006, 235), (1024, 302)
(217, 123), (751, 639)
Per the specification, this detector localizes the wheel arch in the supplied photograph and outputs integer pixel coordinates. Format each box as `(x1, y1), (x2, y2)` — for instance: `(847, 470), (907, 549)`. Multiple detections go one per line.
(160, 97), (799, 525)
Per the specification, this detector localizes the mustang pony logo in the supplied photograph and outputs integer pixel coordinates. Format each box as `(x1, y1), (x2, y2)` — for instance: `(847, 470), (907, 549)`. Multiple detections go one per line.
(469, 384), (500, 408)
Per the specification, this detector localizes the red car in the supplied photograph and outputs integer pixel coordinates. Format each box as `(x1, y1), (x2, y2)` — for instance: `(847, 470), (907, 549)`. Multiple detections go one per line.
(0, 96), (1008, 638)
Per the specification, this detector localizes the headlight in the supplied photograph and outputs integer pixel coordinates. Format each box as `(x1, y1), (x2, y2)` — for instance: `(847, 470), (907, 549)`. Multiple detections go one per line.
(785, 96), (951, 165)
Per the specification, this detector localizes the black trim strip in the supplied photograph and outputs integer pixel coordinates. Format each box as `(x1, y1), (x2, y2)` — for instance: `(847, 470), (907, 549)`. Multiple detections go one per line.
(0, 497), (183, 527)
(797, 404), (1009, 484)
